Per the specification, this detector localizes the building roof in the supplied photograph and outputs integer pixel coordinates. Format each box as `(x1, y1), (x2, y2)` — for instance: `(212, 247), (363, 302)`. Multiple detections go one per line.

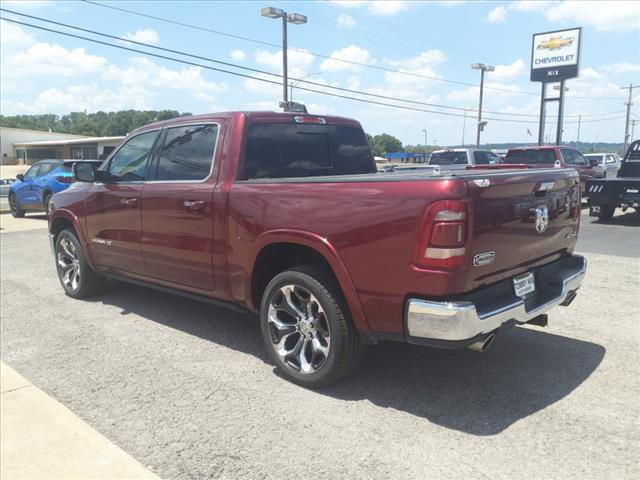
(13, 136), (125, 147)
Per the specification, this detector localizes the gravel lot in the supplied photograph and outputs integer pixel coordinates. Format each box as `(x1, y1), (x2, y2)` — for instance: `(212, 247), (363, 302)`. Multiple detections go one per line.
(1, 209), (639, 480)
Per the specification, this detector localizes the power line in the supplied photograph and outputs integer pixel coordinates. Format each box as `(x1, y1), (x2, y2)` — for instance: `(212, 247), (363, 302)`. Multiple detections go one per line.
(0, 16), (627, 126)
(1, 9), (625, 121)
(78, 0), (564, 98)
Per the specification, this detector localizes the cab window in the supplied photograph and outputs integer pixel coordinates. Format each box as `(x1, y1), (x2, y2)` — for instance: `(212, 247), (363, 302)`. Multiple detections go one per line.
(106, 130), (159, 182)
(155, 124), (218, 181)
(23, 164), (41, 180)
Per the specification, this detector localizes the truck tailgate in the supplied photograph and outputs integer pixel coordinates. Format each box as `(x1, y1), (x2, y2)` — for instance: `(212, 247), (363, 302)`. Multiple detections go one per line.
(465, 168), (580, 287)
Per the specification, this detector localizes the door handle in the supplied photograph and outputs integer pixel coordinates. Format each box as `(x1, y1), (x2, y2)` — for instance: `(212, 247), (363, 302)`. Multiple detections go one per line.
(183, 200), (205, 211)
(120, 197), (138, 207)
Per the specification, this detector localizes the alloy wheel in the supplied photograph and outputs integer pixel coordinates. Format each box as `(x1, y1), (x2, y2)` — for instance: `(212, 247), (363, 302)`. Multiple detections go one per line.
(267, 284), (331, 374)
(57, 238), (81, 291)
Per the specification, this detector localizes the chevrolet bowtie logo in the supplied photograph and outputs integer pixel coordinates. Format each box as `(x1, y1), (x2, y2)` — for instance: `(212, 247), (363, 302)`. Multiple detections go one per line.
(537, 36), (574, 51)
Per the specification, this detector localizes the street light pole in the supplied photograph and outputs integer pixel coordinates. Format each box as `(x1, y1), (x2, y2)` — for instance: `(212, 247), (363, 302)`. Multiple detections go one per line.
(261, 7), (308, 111)
(422, 129), (427, 161)
(471, 63), (494, 147)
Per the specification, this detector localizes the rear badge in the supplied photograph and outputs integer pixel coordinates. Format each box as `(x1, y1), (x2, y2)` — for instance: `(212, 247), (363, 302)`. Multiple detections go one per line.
(473, 251), (495, 267)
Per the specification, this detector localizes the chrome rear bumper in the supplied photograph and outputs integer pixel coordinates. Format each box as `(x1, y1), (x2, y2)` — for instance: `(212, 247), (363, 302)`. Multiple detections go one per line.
(406, 254), (586, 342)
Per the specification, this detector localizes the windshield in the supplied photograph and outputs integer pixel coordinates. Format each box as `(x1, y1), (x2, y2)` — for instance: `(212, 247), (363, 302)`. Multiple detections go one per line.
(584, 154), (604, 163)
(242, 123), (375, 179)
(429, 151), (468, 165)
(473, 151), (501, 165)
(505, 149), (556, 164)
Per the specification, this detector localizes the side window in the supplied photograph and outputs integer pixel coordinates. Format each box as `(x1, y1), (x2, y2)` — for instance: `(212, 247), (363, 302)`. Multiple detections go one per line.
(23, 164), (41, 180)
(474, 151), (488, 164)
(574, 151), (588, 165)
(606, 155), (615, 164)
(561, 149), (577, 165)
(156, 124), (218, 181)
(107, 130), (159, 182)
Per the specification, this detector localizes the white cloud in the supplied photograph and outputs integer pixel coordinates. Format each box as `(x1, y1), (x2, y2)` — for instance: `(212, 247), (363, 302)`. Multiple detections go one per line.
(230, 49), (246, 61)
(329, 0), (409, 15)
(486, 5), (507, 23)
(508, 1), (640, 32)
(337, 13), (356, 28)
(121, 28), (159, 45)
(1, 84), (151, 114)
(320, 44), (374, 72)
(492, 59), (526, 79)
(255, 48), (315, 71)
(6, 43), (107, 77)
(243, 73), (281, 96)
(1, 0), (52, 9)
(106, 57), (228, 98)
(0, 21), (35, 47)
(603, 63), (640, 74)
(385, 49), (445, 69)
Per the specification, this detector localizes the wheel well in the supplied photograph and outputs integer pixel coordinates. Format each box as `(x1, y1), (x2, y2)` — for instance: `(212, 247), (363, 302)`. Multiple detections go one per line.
(50, 217), (75, 242)
(251, 243), (338, 309)
(42, 190), (52, 205)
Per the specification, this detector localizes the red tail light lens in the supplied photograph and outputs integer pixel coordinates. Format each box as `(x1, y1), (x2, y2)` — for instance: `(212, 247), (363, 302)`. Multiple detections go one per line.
(55, 176), (75, 184)
(415, 200), (469, 269)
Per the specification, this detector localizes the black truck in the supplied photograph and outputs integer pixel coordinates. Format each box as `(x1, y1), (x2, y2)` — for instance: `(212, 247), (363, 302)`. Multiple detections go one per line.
(587, 140), (640, 221)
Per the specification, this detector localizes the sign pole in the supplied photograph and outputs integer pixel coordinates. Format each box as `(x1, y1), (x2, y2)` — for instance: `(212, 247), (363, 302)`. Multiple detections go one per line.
(555, 79), (565, 145)
(538, 83), (546, 146)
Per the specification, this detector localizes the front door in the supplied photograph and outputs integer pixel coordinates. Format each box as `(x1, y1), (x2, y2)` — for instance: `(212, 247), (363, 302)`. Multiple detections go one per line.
(141, 123), (219, 291)
(14, 163), (41, 206)
(85, 129), (160, 275)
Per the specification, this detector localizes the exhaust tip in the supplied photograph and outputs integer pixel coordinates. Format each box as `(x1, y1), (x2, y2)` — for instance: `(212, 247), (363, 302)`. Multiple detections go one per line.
(467, 333), (496, 353)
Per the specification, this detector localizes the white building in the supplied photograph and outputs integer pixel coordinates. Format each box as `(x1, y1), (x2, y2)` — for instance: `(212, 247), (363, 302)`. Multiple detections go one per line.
(0, 127), (124, 164)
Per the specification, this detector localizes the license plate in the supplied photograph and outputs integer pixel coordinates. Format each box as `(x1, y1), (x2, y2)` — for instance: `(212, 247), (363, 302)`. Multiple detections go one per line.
(513, 272), (535, 298)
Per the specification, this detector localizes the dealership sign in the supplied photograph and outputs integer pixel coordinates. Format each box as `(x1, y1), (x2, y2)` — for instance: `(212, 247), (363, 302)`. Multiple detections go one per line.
(530, 27), (581, 82)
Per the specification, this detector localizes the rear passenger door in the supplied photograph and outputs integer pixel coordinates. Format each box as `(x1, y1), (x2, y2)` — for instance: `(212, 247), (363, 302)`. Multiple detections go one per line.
(140, 123), (219, 291)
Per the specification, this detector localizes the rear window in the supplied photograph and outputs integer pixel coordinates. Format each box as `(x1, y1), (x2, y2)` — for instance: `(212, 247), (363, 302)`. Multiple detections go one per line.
(505, 149), (556, 164)
(242, 123), (374, 179)
(473, 151), (501, 165)
(429, 151), (468, 165)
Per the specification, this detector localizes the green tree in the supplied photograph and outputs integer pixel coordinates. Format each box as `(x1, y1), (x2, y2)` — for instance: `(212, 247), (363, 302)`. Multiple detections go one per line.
(369, 133), (403, 156)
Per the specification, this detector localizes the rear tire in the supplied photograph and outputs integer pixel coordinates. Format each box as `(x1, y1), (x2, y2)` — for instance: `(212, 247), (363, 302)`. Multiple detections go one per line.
(260, 266), (364, 388)
(55, 229), (104, 298)
(43, 193), (52, 216)
(598, 205), (615, 222)
(9, 193), (25, 218)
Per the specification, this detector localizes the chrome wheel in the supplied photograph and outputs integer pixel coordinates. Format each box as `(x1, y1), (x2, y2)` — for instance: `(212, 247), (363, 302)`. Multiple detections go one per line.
(267, 284), (331, 374)
(57, 238), (80, 291)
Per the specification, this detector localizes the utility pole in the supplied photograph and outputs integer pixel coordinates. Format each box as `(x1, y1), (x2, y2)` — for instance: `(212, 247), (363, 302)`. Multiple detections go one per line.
(462, 110), (467, 147)
(471, 63), (494, 147)
(422, 129), (428, 162)
(577, 114), (581, 144)
(621, 84), (638, 152)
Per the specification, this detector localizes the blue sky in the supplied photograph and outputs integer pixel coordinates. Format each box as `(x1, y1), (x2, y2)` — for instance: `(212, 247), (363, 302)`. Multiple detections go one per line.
(1, 0), (639, 146)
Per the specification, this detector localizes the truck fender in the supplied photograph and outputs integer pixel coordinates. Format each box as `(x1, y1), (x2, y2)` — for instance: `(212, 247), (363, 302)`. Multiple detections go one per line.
(49, 209), (97, 270)
(249, 229), (371, 332)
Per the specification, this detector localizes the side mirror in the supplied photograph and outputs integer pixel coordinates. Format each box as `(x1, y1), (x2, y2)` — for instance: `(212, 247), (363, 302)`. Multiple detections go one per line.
(16, 174), (24, 181)
(589, 159), (599, 167)
(73, 162), (97, 182)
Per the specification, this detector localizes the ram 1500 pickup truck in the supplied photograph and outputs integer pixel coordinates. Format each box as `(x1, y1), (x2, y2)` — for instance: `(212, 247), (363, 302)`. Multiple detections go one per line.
(48, 111), (586, 387)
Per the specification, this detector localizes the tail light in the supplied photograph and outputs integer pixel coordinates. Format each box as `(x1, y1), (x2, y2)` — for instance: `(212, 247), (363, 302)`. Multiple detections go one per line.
(414, 199), (468, 269)
(55, 176), (75, 184)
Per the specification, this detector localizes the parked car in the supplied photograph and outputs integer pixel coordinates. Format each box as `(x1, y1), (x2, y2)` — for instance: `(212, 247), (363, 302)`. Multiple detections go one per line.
(504, 146), (605, 193)
(587, 140), (640, 221)
(584, 153), (621, 178)
(8, 159), (102, 218)
(0, 178), (16, 197)
(428, 148), (502, 169)
(48, 111), (586, 387)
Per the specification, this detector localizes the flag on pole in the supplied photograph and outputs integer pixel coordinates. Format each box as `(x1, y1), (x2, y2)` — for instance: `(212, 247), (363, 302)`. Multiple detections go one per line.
(527, 128), (533, 136)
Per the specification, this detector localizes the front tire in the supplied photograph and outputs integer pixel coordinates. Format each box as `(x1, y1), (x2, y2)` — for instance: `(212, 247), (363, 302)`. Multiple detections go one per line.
(9, 193), (25, 218)
(55, 229), (104, 298)
(260, 266), (363, 388)
(43, 193), (52, 216)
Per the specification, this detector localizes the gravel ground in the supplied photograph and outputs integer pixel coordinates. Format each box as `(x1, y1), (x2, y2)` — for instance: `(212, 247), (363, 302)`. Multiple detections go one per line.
(1, 210), (639, 480)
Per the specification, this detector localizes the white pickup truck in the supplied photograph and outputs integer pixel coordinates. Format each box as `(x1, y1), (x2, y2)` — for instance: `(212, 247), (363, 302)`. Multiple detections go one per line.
(428, 148), (502, 169)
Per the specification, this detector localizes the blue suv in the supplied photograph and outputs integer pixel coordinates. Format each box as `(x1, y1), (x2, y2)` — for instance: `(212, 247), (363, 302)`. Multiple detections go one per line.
(8, 160), (96, 217)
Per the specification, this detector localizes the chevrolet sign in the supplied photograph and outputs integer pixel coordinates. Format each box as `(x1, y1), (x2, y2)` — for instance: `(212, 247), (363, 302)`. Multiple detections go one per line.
(531, 27), (581, 82)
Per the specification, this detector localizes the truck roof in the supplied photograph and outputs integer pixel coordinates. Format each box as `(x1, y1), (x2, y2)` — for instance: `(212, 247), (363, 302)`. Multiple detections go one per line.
(131, 111), (362, 135)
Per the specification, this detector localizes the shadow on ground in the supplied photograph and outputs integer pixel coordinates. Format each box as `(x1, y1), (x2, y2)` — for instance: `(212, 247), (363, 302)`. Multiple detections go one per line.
(90, 280), (605, 436)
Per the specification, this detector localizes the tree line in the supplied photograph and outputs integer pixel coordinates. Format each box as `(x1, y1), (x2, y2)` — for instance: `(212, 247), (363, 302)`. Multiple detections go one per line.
(0, 110), (191, 137)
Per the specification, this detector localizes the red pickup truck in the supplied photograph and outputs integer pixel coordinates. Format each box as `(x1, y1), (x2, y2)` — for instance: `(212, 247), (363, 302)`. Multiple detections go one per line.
(48, 111), (586, 387)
